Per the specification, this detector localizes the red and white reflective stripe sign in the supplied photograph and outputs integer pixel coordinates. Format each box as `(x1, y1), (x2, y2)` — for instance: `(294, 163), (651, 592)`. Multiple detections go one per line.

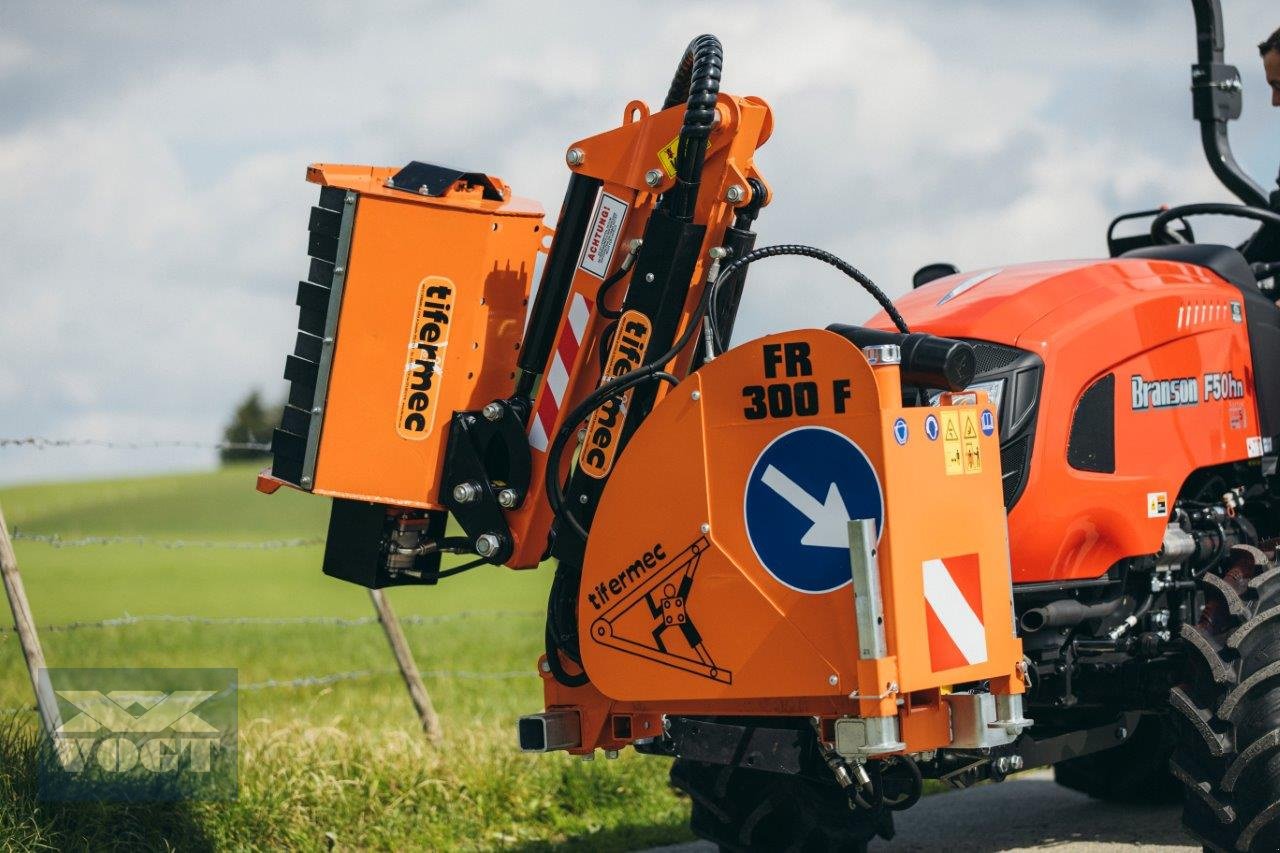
(529, 293), (593, 452)
(922, 554), (988, 671)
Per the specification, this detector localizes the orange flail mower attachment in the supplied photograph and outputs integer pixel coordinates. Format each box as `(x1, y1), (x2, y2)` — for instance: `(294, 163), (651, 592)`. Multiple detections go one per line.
(267, 163), (544, 508)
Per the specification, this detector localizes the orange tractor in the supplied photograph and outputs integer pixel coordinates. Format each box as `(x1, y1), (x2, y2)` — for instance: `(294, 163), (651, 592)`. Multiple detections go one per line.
(259, 3), (1280, 849)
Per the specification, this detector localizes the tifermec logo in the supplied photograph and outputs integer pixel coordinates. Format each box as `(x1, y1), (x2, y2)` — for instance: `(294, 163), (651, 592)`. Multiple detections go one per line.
(39, 668), (237, 801)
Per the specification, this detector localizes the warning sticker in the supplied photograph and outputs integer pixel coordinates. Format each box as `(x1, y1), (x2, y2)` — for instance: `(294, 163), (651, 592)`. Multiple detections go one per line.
(941, 411), (963, 476)
(578, 191), (628, 279)
(1247, 436), (1265, 458)
(657, 135), (712, 179)
(1147, 491), (1169, 518)
(962, 411), (982, 474)
(588, 536), (730, 683)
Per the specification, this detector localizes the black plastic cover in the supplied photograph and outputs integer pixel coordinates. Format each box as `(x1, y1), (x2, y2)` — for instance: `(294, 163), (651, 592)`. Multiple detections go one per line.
(826, 325), (976, 391)
(388, 161), (504, 202)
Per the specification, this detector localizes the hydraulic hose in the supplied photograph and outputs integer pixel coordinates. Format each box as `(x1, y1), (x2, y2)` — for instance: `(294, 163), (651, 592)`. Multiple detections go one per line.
(661, 35), (723, 222)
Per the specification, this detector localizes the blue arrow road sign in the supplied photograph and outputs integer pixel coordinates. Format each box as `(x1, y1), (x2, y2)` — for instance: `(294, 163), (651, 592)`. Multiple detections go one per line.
(744, 426), (884, 594)
(981, 409), (996, 436)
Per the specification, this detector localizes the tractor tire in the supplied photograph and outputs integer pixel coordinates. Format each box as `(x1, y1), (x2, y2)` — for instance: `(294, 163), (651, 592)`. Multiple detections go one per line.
(1052, 714), (1182, 803)
(669, 758), (893, 852)
(1169, 546), (1280, 852)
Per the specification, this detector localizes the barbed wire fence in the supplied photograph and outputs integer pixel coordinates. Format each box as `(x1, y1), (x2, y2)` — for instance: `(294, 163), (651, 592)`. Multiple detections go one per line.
(0, 436), (540, 738)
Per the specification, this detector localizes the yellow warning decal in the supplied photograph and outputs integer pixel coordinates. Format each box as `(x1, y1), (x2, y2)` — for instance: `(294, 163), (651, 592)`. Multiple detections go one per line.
(657, 136), (712, 179)
(962, 411), (983, 474)
(941, 411), (963, 476)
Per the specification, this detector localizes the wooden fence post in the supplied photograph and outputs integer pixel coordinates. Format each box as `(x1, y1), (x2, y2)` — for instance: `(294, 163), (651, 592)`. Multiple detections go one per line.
(0, 503), (62, 737)
(369, 587), (441, 741)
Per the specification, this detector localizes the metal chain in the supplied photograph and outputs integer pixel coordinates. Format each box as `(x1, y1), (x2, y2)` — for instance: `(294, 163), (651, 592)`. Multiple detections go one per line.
(0, 437), (272, 451)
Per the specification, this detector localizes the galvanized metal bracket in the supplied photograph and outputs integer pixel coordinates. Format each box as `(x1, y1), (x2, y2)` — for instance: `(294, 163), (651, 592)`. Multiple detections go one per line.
(848, 517), (887, 660)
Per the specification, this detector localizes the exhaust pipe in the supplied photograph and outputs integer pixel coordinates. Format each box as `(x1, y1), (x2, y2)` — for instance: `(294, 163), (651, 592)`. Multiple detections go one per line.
(1019, 598), (1123, 633)
(518, 710), (581, 752)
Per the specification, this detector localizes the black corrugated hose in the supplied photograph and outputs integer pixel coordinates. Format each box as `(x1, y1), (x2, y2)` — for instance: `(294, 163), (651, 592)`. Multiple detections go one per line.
(662, 34), (723, 222)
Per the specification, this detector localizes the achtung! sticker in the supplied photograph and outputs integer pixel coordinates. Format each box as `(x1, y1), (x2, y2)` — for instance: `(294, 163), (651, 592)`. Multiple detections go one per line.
(579, 310), (651, 479)
(578, 191), (628, 279)
(396, 275), (454, 441)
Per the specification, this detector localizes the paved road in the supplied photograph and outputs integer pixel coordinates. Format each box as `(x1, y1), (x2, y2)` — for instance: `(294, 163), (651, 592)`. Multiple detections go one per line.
(642, 770), (1197, 852)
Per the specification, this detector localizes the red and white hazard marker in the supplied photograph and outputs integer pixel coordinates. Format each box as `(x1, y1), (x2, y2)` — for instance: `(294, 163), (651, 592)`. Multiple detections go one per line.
(922, 554), (988, 671)
(529, 293), (593, 452)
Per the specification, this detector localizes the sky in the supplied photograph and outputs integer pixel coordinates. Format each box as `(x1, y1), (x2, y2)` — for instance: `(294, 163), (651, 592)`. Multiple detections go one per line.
(0, 0), (1276, 485)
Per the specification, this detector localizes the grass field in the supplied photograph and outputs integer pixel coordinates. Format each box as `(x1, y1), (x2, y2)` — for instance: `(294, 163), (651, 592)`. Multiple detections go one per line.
(0, 465), (692, 850)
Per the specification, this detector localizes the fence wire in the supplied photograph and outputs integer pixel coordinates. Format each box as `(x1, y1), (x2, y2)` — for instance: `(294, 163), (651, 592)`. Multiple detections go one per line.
(0, 437), (272, 452)
(11, 530), (323, 550)
(2, 609), (542, 634)
(0, 664), (536, 712)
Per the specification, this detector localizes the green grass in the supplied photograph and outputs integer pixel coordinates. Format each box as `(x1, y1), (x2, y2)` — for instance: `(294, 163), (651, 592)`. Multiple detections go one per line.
(0, 465), (692, 850)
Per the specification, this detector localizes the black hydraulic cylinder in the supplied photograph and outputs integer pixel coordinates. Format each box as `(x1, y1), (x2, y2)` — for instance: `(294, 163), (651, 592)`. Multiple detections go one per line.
(515, 173), (603, 401)
(826, 325), (976, 391)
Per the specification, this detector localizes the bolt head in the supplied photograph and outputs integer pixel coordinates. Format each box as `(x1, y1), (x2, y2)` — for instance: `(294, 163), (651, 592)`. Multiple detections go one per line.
(644, 169), (664, 188)
(828, 674), (838, 686)
(691, 390), (701, 401)
(482, 401), (504, 422)
(311, 406), (322, 415)
(300, 476), (312, 486)
(578, 494), (589, 505)
(540, 659), (551, 673)
(452, 481), (482, 504)
(1115, 726), (1128, 740)
(725, 184), (746, 203)
(566, 147), (585, 167)
(497, 488), (518, 509)
(644, 272), (655, 283)
(475, 533), (503, 558)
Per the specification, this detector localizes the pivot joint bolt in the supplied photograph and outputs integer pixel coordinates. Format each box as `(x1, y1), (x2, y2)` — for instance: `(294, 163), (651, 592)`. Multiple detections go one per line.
(452, 481), (483, 504)
(644, 169), (664, 188)
(482, 401), (504, 422)
(565, 147), (585, 167)
(475, 533), (505, 558)
(497, 488), (519, 509)
(725, 184), (746, 204)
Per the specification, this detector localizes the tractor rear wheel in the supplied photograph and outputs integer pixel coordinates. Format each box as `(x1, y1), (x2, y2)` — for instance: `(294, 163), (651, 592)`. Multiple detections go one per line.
(670, 758), (893, 852)
(1169, 545), (1280, 852)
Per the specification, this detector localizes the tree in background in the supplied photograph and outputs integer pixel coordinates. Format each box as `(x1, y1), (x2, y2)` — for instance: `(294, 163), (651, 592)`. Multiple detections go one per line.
(220, 391), (280, 464)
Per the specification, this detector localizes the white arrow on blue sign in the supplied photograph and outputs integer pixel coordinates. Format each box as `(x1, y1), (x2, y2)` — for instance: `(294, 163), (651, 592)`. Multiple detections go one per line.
(744, 426), (884, 594)
(981, 409), (996, 437)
